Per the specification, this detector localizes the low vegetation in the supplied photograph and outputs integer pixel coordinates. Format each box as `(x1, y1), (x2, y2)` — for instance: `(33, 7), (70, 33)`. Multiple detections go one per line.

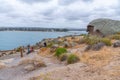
(16, 47), (21, 52)
(67, 54), (80, 64)
(80, 35), (101, 45)
(19, 57), (46, 70)
(81, 35), (112, 46)
(109, 34), (120, 40)
(47, 42), (54, 48)
(100, 38), (111, 46)
(55, 48), (67, 57)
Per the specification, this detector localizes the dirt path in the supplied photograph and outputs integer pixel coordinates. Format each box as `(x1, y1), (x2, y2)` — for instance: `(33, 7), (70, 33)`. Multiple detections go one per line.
(0, 51), (65, 80)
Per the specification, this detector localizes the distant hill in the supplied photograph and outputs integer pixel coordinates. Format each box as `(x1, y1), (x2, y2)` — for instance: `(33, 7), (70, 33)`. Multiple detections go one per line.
(0, 27), (86, 32)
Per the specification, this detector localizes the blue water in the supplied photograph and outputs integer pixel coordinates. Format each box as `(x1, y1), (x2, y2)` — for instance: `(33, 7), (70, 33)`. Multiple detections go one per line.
(0, 31), (86, 50)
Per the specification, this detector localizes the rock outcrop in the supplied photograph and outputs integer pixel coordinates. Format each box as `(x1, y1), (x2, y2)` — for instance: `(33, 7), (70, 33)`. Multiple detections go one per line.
(87, 18), (120, 36)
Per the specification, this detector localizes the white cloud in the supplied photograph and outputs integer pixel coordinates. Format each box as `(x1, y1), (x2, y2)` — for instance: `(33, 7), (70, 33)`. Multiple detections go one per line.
(0, 0), (120, 28)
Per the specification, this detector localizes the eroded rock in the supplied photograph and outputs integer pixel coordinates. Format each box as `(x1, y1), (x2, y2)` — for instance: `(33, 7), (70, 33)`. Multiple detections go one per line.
(24, 64), (35, 71)
(92, 42), (105, 51)
(85, 42), (105, 51)
(113, 41), (120, 47)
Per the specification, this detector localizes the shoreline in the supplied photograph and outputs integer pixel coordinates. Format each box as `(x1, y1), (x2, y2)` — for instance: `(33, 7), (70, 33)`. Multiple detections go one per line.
(0, 33), (120, 80)
(0, 33), (85, 52)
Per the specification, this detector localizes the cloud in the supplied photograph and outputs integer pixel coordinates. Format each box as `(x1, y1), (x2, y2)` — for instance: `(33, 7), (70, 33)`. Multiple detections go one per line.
(0, 0), (120, 28)
(21, 0), (51, 4)
(58, 0), (79, 5)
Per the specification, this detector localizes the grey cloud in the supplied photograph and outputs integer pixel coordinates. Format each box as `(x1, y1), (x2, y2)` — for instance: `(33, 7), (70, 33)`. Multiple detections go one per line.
(63, 10), (91, 21)
(6, 13), (24, 18)
(21, 0), (51, 3)
(0, 3), (13, 13)
(41, 8), (56, 16)
(58, 0), (93, 5)
(58, 0), (79, 5)
(83, 0), (93, 2)
(0, 0), (120, 28)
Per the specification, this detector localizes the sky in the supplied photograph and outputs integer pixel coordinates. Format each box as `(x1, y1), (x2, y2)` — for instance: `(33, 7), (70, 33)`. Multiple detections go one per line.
(0, 0), (120, 28)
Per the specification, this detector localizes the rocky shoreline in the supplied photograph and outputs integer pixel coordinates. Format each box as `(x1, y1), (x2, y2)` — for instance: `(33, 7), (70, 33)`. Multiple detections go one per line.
(0, 33), (120, 80)
(0, 34), (82, 58)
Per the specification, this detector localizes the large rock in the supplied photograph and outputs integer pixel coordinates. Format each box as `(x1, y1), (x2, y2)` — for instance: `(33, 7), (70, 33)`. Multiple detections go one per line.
(113, 41), (120, 47)
(87, 18), (120, 36)
(51, 44), (59, 48)
(53, 39), (60, 44)
(24, 65), (35, 71)
(92, 42), (105, 51)
(33, 60), (46, 67)
(84, 42), (105, 51)
(70, 42), (78, 47)
(63, 41), (71, 48)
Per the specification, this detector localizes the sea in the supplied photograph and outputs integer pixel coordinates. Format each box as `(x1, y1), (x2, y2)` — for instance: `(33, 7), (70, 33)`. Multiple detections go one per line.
(0, 31), (86, 50)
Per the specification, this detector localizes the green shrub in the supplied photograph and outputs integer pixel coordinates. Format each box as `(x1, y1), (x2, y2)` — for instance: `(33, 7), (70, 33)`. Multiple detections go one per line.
(67, 54), (80, 64)
(100, 38), (111, 46)
(55, 48), (67, 57)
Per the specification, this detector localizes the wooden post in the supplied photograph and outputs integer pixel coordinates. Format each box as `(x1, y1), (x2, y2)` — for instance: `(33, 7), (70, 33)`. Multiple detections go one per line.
(20, 47), (23, 58)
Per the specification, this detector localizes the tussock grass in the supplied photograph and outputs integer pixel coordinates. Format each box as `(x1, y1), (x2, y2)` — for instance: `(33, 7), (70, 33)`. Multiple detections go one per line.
(80, 35), (100, 45)
(55, 48), (67, 57)
(100, 38), (111, 46)
(67, 54), (80, 64)
(109, 34), (120, 40)
(80, 35), (112, 46)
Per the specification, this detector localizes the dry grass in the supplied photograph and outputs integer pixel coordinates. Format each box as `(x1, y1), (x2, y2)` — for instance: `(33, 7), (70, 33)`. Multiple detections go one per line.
(104, 66), (120, 77)
(38, 48), (51, 56)
(40, 47), (50, 52)
(109, 66), (120, 76)
(18, 56), (46, 67)
(18, 58), (34, 65)
(80, 46), (120, 68)
(30, 73), (61, 80)
(29, 45), (120, 80)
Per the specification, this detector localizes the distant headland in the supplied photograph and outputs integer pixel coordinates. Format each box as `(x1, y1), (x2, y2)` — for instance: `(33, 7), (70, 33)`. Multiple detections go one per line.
(0, 27), (86, 32)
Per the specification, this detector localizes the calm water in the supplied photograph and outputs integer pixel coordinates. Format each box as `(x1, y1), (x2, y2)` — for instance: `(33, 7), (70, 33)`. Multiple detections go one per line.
(0, 31), (86, 50)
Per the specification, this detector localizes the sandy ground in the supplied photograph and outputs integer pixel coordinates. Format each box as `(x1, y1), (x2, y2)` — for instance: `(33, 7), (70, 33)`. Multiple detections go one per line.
(30, 47), (120, 80)
(0, 43), (120, 80)
(0, 50), (65, 80)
